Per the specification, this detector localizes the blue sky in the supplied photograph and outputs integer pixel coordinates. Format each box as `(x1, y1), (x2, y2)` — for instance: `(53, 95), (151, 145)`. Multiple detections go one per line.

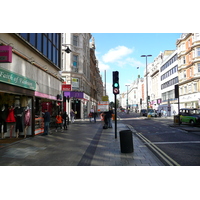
(92, 33), (181, 102)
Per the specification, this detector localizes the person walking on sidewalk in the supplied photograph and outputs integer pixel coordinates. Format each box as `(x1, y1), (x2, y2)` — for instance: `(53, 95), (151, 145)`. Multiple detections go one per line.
(56, 112), (63, 132)
(89, 112), (93, 122)
(62, 111), (68, 130)
(93, 111), (97, 123)
(42, 109), (50, 136)
(70, 109), (75, 123)
(107, 108), (113, 128)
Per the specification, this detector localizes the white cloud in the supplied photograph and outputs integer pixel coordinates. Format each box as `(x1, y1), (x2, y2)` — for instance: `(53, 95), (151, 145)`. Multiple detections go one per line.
(102, 46), (133, 63)
(98, 61), (110, 71)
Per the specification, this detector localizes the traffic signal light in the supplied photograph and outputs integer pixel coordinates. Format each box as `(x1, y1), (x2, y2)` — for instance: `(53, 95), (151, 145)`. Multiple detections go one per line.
(175, 85), (179, 98)
(113, 71), (119, 94)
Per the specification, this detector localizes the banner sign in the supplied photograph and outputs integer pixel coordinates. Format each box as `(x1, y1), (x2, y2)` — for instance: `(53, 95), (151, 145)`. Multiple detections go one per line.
(0, 46), (12, 63)
(98, 101), (109, 112)
(0, 67), (36, 90)
(62, 84), (71, 91)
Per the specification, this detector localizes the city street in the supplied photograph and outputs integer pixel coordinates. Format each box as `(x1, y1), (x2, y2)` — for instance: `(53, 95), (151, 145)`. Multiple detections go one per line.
(118, 111), (200, 166)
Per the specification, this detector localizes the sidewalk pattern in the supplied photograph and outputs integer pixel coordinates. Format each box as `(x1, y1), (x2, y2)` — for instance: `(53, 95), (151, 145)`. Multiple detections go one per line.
(0, 120), (164, 166)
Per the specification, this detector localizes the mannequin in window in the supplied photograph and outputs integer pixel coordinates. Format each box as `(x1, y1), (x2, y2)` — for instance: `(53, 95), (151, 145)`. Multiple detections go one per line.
(14, 104), (23, 138)
(0, 105), (8, 139)
(6, 105), (16, 138)
(24, 105), (31, 138)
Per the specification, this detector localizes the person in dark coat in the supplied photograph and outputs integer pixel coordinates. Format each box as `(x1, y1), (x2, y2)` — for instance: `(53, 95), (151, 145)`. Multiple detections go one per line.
(42, 109), (50, 135)
(107, 108), (113, 128)
(62, 111), (68, 130)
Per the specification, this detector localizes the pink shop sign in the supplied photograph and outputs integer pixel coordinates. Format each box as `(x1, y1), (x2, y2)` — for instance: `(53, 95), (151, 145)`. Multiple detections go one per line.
(0, 46), (12, 63)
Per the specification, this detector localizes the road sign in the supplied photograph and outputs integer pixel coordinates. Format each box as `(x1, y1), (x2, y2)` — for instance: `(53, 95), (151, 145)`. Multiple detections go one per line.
(113, 88), (119, 94)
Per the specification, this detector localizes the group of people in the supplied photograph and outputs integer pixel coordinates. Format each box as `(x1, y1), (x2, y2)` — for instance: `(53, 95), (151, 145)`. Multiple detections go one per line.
(42, 109), (76, 136)
(88, 108), (114, 128)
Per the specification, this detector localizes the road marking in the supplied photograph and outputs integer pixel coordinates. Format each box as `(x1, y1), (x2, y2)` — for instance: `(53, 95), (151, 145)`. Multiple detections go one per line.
(152, 141), (200, 145)
(127, 124), (180, 166)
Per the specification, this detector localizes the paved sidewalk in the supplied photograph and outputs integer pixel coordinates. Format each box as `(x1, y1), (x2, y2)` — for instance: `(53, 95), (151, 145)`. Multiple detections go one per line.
(0, 120), (164, 166)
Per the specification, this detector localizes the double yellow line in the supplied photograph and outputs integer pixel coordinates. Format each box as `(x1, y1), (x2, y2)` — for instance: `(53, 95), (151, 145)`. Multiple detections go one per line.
(127, 125), (180, 166)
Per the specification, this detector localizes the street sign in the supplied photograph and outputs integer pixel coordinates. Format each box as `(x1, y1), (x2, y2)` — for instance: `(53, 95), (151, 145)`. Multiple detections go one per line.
(102, 96), (109, 101)
(62, 84), (72, 91)
(113, 88), (119, 94)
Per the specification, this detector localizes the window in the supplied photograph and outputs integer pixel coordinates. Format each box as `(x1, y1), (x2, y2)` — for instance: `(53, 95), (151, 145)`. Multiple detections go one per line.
(198, 63), (200, 72)
(194, 83), (197, 92)
(184, 70), (186, 78)
(195, 33), (200, 41)
(30, 33), (36, 47)
(73, 35), (78, 46)
(197, 48), (200, 57)
(37, 33), (42, 51)
(18, 33), (61, 67)
(73, 55), (78, 67)
(20, 33), (28, 40)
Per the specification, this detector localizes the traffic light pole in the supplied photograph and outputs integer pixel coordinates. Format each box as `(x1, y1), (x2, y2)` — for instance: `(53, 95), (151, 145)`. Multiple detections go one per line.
(114, 94), (117, 139)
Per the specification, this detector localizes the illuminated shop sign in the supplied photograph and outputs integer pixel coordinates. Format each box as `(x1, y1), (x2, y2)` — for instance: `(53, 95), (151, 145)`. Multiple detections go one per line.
(0, 67), (36, 90)
(0, 46), (12, 63)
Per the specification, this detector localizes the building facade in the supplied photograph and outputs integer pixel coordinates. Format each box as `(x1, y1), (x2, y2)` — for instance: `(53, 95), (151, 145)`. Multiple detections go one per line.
(159, 50), (179, 115)
(0, 33), (63, 138)
(61, 33), (103, 119)
(176, 33), (200, 108)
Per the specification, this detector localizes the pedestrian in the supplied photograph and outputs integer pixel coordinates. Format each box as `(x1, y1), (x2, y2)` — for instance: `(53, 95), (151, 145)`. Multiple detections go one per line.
(100, 112), (104, 125)
(56, 111), (63, 132)
(163, 110), (167, 118)
(89, 112), (93, 122)
(103, 112), (109, 129)
(93, 111), (97, 123)
(70, 109), (75, 123)
(161, 109), (164, 117)
(62, 111), (68, 130)
(107, 108), (113, 128)
(42, 109), (50, 136)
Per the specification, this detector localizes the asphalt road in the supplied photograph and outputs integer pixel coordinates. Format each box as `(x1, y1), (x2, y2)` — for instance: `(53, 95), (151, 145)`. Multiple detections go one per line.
(118, 112), (200, 166)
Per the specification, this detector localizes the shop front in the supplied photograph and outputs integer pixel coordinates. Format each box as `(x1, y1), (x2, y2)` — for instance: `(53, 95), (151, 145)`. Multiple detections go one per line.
(0, 66), (36, 138)
(63, 91), (83, 119)
(34, 91), (62, 135)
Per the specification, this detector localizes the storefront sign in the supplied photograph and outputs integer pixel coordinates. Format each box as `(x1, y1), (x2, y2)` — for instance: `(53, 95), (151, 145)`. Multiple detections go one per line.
(62, 84), (71, 91)
(64, 91), (83, 98)
(72, 78), (79, 89)
(83, 93), (90, 101)
(0, 46), (12, 63)
(35, 91), (57, 100)
(0, 67), (36, 90)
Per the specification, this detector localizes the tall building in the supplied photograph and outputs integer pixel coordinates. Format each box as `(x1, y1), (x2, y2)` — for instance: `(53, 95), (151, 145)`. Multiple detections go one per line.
(0, 33), (63, 137)
(176, 33), (200, 108)
(159, 50), (179, 115)
(61, 33), (103, 119)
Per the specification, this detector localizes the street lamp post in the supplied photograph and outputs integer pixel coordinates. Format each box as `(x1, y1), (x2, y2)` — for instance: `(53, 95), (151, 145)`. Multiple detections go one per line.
(141, 55), (152, 117)
(125, 84), (130, 113)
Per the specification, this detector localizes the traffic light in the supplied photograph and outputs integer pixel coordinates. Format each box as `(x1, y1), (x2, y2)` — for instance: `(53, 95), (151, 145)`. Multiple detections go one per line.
(175, 85), (179, 98)
(113, 71), (119, 94)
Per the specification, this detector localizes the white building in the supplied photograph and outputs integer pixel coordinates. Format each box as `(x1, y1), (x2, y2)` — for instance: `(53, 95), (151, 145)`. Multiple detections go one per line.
(61, 33), (103, 119)
(159, 50), (180, 115)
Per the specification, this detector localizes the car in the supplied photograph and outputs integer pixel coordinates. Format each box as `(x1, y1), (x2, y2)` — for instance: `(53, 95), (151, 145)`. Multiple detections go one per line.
(148, 110), (158, 117)
(140, 109), (147, 116)
(179, 108), (200, 125)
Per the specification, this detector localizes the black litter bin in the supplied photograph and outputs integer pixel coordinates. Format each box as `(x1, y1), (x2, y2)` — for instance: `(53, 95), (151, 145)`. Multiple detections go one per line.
(174, 115), (180, 124)
(119, 130), (134, 153)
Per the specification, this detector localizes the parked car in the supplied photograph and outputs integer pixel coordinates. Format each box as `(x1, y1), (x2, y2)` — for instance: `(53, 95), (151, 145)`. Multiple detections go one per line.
(148, 110), (158, 117)
(179, 108), (200, 125)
